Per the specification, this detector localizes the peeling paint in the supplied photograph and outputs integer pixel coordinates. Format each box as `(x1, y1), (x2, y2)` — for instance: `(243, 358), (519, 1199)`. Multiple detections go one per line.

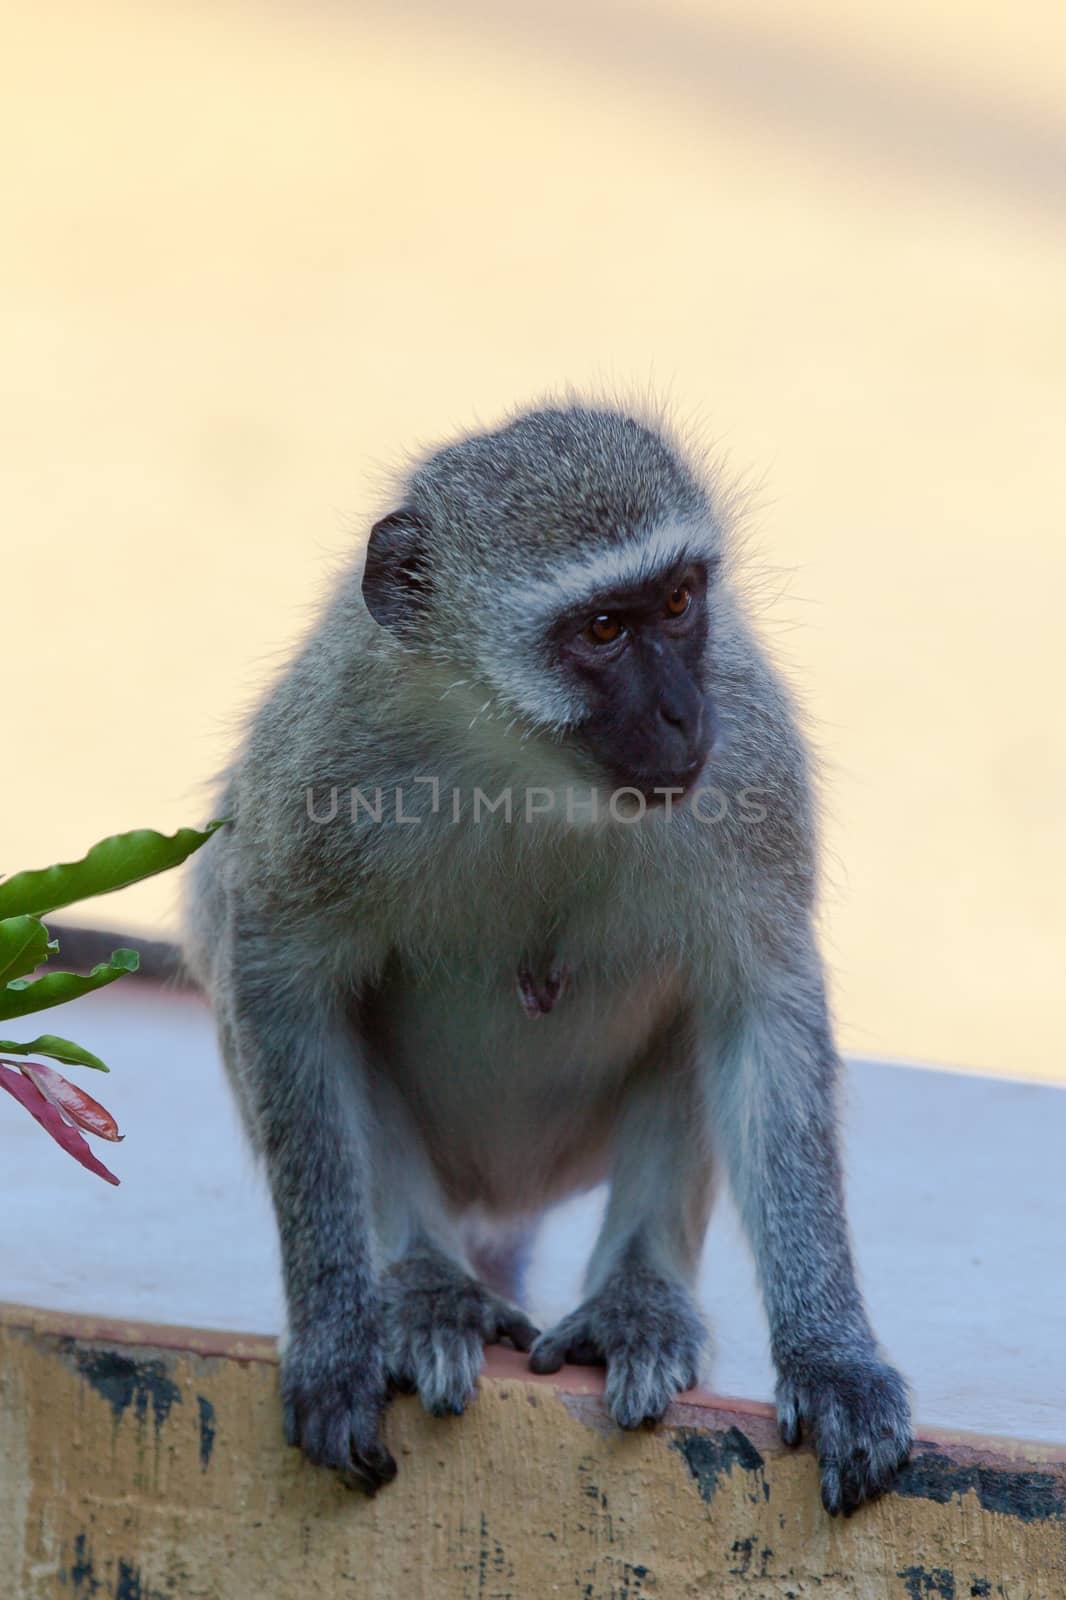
(64, 1531), (102, 1597)
(61, 1533), (173, 1600)
(672, 1425), (767, 1505)
(895, 1449), (1066, 1523)
(113, 1558), (170, 1600)
(196, 1395), (216, 1469)
(898, 1566), (957, 1599)
(59, 1340), (181, 1434)
(729, 1537), (774, 1578)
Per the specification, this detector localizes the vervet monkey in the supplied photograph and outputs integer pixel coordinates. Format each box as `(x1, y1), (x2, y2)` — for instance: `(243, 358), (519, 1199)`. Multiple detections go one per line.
(183, 402), (911, 1515)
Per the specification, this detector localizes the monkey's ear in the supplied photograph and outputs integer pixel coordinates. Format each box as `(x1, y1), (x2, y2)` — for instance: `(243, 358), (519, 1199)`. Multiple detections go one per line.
(362, 507), (433, 634)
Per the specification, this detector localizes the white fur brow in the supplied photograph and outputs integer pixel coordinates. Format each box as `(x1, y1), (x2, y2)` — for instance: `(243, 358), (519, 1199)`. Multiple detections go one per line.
(523, 521), (718, 624)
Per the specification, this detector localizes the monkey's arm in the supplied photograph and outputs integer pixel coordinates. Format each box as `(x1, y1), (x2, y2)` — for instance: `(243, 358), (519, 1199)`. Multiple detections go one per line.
(706, 947), (912, 1515)
(222, 919), (396, 1493)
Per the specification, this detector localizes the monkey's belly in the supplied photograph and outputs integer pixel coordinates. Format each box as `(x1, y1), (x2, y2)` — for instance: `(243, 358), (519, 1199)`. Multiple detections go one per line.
(364, 961), (678, 1215)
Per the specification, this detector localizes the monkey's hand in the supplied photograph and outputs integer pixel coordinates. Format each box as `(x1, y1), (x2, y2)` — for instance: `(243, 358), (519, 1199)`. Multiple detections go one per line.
(383, 1248), (539, 1417)
(528, 1265), (706, 1427)
(281, 1315), (397, 1493)
(776, 1350), (912, 1516)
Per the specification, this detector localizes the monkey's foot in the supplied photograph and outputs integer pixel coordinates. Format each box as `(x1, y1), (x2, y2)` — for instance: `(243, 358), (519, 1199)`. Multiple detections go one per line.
(516, 961), (569, 1018)
(776, 1351), (912, 1516)
(281, 1318), (397, 1493)
(383, 1249), (539, 1417)
(528, 1266), (705, 1428)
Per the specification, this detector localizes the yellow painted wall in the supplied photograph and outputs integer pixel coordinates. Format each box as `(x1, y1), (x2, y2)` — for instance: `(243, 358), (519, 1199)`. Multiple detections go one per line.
(2, 1), (1064, 1078)
(3, 1305), (1065, 1599)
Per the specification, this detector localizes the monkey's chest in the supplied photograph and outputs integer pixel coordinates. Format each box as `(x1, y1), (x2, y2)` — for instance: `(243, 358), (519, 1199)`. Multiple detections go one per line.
(362, 953), (680, 1212)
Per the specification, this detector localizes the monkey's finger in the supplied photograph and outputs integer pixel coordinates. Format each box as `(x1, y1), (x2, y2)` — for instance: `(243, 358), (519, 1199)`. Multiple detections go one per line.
(819, 1458), (844, 1516)
(296, 1404), (346, 1471)
(349, 1438), (399, 1494)
(324, 1428), (397, 1495)
(563, 1337), (603, 1366)
(288, 1392), (397, 1494)
(824, 1446), (883, 1519)
(776, 1392), (803, 1449)
(528, 1332), (568, 1374)
(492, 1309), (540, 1352)
(837, 1446), (874, 1518)
(282, 1396), (300, 1447)
(841, 1432), (912, 1516)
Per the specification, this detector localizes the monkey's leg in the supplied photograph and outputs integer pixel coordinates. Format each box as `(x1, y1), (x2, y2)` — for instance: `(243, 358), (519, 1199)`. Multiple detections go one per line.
(370, 1083), (539, 1417)
(707, 962), (912, 1516)
(225, 933), (396, 1492)
(465, 1223), (536, 1302)
(529, 1039), (713, 1427)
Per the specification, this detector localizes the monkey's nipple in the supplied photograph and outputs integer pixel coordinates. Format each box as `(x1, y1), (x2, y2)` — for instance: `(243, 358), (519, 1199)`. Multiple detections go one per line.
(516, 961), (569, 1019)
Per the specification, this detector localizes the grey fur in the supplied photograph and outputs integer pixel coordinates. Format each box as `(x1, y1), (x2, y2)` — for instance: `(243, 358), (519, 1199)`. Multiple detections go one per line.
(383, 1241), (538, 1415)
(183, 399), (911, 1513)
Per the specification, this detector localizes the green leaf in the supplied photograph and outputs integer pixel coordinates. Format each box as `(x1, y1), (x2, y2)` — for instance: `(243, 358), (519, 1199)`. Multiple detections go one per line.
(0, 1033), (110, 1072)
(0, 821), (226, 919)
(0, 916), (56, 986)
(0, 950), (139, 1022)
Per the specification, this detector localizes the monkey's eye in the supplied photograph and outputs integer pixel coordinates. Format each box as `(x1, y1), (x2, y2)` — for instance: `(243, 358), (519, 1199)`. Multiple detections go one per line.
(665, 583), (692, 618)
(585, 614), (624, 646)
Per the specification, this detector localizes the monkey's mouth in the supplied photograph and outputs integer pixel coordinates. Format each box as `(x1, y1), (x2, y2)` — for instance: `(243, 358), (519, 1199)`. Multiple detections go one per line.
(610, 753), (709, 806)
(642, 764), (706, 804)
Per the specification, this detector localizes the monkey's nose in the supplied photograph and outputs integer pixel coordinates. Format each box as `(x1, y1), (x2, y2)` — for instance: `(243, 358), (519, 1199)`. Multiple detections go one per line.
(658, 699), (703, 742)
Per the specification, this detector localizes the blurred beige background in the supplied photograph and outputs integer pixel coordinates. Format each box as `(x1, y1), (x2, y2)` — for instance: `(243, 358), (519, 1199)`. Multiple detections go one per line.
(3, 0), (1063, 1079)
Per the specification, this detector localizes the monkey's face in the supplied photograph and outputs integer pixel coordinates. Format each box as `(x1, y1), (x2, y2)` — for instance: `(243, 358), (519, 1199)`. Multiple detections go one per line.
(550, 558), (716, 801)
(361, 405), (724, 804)
(362, 501), (719, 804)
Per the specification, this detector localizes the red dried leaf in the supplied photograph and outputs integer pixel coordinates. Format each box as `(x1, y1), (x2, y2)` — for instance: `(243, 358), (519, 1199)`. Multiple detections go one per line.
(18, 1059), (123, 1142)
(0, 1061), (120, 1185)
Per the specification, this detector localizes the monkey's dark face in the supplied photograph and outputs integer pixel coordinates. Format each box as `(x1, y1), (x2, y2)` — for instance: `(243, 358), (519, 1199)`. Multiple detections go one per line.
(555, 561), (715, 801)
(362, 491), (720, 802)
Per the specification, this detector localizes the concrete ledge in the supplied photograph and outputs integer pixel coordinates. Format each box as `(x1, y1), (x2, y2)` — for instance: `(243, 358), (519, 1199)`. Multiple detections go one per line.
(2, 1304), (1063, 1599)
